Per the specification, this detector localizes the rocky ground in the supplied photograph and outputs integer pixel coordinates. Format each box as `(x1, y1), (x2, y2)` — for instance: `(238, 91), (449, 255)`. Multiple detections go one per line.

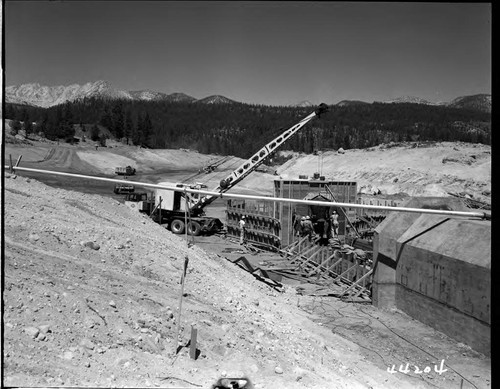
(2, 132), (491, 388)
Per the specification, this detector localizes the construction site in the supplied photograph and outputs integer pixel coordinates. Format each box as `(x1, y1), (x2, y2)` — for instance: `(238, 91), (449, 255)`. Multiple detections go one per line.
(3, 105), (491, 389)
(223, 177), (490, 355)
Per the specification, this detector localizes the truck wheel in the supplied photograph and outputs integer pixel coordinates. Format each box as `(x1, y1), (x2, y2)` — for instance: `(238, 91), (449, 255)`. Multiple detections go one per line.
(170, 219), (185, 234)
(187, 221), (201, 236)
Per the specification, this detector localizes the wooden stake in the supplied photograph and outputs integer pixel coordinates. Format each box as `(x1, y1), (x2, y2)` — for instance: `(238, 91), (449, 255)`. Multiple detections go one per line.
(158, 197), (162, 225)
(175, 256), (189, 353)
(189, 325), (198, 360)
(15, 155), (22, 169)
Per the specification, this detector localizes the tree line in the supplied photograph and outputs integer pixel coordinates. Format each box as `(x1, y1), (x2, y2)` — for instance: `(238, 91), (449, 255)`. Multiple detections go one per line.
(5, 97), (491, 158)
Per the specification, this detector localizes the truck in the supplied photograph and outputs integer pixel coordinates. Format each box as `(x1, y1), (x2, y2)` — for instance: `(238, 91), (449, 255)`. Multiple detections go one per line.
(115, 166), (136, 176)
(114, 183), (135, 194)
(124, 192), (153, 212)
(127, 103), (329, 236)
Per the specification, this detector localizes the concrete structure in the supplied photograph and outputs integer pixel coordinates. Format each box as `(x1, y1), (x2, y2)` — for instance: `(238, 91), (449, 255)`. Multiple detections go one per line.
(372, 197), (491, 356)
(274, 179), (357, 246)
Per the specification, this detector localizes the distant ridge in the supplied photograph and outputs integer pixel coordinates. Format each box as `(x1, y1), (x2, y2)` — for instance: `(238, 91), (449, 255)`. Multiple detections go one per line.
(295, 100), (314, 107)
(196, 95), (237, 104)
(164, 92), (197, 103)
(5, 80), (491, 113)
(447, 94), (491, 113)
(5, 81), (234, 108)
(128, 90), (169, 101)
(383, 96), (435, 105)
(377, 94), (491, 113)
(336, 100), (370, 107)
(5, 80), (131, 108)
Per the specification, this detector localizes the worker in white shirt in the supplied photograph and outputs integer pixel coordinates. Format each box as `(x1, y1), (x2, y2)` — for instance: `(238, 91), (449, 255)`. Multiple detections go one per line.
(238, 215), (246, 244)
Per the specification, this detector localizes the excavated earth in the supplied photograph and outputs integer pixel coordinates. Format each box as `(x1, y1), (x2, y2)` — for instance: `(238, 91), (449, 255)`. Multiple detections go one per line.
(2, 133), (491, 389)
(277, 142), (491, 205)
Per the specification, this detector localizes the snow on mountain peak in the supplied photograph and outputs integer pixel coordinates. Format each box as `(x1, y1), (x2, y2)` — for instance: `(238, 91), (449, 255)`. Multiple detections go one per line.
(5, 80), (133, 107)
(5, 81), (203, 107)
(384, 96), (435, 105)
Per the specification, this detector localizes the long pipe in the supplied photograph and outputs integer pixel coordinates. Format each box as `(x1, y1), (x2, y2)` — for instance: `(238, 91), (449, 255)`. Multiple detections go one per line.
(4, 165), (491, 220)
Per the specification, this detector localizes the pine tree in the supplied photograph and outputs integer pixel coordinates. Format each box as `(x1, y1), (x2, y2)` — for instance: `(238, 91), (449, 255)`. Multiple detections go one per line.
(100, 108), (113, 130)
(124, 110), (133, 145)
(5, 104), (14, 120)
(112, 102), (124, 139)
(24, 115), (33, 139)
(37, 112), (49, 137)
(142, 112), (153, 147)
(10, 119), (22, 135)
(99, 134), (107, 147)
(90, 124), (100, 141)
(62, 121), (75, 141)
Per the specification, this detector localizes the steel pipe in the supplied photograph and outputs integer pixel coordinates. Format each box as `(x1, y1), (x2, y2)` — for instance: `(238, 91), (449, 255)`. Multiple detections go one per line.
(4, 165), (490, 220)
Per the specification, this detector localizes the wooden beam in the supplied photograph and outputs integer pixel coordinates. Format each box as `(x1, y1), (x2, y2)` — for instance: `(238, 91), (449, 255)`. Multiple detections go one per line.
(272, 270), (320, 283)
(323, 256), (344, 276)
(294, 246), (323, 271)
(339, 269), (373, 298)
(189, 325), (198, 360)
(308, 252), (337, 277)
(332, 262), (358, 283)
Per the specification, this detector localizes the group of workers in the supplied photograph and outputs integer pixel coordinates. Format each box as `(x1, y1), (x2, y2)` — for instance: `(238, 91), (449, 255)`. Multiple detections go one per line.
(293, 210), (340, 244)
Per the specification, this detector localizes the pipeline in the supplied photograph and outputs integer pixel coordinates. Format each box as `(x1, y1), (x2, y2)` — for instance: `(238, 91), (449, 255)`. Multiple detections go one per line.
(4, 165), (491, 220)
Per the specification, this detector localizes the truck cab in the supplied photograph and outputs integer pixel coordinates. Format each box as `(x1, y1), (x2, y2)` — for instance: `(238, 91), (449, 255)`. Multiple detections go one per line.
(124, 192), (153, 213)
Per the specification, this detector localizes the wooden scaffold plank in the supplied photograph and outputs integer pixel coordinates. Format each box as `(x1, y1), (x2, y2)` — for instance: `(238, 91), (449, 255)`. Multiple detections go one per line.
(339, 269), (374, 298)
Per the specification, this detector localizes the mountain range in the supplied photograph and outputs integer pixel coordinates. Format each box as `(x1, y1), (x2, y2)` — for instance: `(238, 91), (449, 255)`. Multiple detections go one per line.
(5, 80), (491, 113)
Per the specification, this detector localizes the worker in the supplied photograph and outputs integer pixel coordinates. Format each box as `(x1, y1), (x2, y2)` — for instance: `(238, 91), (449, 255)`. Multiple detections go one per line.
(302, 216), (314, 242)
(298, 216), (306, 237)
(315, 214), (329, 245)
(330, 210), (339, 238)
(293, 214), (302, 237)
(238, 215), (246, 244)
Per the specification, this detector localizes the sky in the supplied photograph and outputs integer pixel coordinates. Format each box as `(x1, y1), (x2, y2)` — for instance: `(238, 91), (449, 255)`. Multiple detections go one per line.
(4, 1), (491, 106)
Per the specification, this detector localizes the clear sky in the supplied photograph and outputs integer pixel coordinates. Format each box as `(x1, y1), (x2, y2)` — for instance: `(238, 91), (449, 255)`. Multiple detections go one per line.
(4, 1), (491, 106)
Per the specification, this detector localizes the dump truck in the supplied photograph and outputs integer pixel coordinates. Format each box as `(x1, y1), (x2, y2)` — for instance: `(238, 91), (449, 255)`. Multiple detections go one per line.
(128, 104), (329, 236)
(115, 166), (136, 175)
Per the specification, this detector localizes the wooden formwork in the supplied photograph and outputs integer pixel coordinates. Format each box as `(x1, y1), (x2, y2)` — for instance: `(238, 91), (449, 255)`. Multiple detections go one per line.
(226, 199), (281, 249)
(267, 237), (373, 301)
(273, 179), (358, 247)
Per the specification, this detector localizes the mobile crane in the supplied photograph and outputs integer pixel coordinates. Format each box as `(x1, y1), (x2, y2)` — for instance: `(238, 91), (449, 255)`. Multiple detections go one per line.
(131, 103), (329, 235)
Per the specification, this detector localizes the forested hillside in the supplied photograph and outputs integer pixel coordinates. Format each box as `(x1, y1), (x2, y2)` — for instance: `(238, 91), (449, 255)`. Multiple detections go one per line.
(5, 98), (490, 158)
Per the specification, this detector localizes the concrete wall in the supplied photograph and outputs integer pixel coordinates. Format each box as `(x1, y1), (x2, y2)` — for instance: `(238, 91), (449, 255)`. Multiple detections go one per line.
(372, 197), (491, 356)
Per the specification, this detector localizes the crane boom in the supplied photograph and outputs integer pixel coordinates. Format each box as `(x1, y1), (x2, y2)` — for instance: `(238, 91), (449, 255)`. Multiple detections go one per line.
(191, 103), (329, 212)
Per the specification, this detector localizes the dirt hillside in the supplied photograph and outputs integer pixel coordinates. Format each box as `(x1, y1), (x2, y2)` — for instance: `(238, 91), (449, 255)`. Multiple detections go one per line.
(277, 142), (491, 204)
